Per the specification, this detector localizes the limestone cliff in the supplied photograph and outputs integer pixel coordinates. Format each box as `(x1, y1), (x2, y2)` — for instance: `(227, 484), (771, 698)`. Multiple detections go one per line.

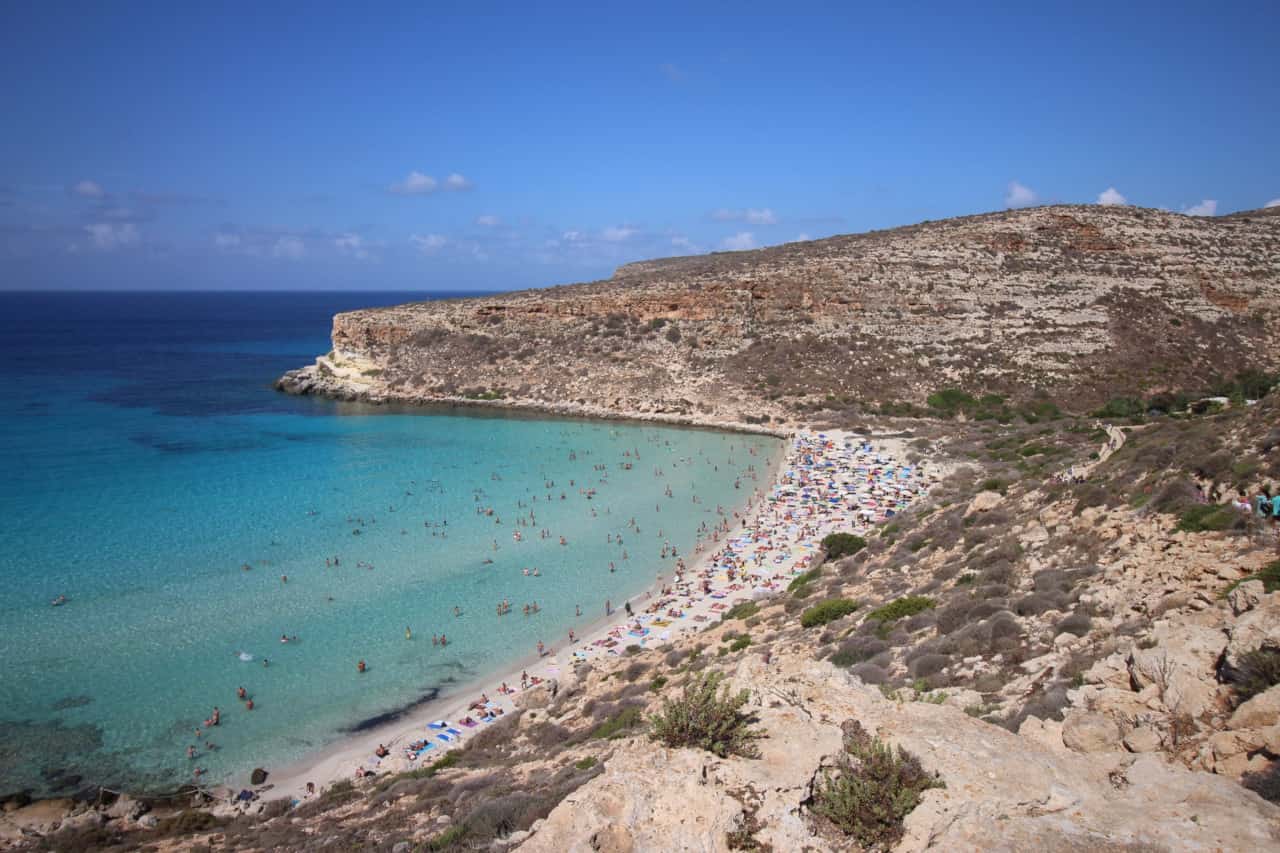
(278, 204), (1280, 426)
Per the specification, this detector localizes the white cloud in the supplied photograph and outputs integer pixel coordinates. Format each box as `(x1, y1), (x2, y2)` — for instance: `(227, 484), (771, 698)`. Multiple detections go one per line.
(475, 214), (501, 226)
(602, 225), (638, 242)
(73, 180), (105, 199)
(1097, 187), (1127, 206)
(1264, 198), (1280, 208)
(561, 230), (583, 242)
(671, 235), (695, 251)
(214, 232), (241, 248)
(83, 222), (138, 250)
(335, 232), (373, 260)
(443, 173), (473, 191)
(711, 207), (778, 225)
(795, 232), (812, 242)
(1182, 199), (1218, 217)
(1004, 181), (1038, 208)
(389, 171), (438, 195)
(272, 236), (306, 259)
(410, 233), (449, 254)
(390, 170), (471, 194)
(720, 231), (756, 251)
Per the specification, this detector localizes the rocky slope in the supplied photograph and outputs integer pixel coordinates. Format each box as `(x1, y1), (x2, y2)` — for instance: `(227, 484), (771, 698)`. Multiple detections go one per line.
(277, 204), (1280, 427)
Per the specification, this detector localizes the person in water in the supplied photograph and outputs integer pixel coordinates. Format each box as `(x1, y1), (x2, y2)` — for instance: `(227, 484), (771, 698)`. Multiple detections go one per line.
(357, 660), (367, 673)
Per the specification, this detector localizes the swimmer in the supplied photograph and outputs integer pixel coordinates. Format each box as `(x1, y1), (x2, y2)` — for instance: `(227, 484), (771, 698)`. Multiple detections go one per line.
(405, 626), (412, 640)
(357, 660), (367, 673)
(236, 686), (246, 700)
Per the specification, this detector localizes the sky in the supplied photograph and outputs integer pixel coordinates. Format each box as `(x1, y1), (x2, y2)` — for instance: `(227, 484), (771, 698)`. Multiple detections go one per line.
(1, 1), (1277, 291)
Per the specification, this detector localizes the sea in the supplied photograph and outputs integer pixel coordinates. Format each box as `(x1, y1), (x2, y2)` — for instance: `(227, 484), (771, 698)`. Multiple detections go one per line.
(0, 291), (781, 798)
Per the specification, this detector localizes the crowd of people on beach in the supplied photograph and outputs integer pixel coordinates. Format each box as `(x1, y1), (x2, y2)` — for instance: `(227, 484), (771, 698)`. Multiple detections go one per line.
(280, 431), (936, 792)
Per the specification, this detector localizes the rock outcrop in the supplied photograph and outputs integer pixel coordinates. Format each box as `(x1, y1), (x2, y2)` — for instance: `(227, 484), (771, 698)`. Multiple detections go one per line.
(524, 654), (1280, 852)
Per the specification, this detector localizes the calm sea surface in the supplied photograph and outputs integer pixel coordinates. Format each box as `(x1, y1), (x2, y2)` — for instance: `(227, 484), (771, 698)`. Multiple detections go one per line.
(0, 291), (779, 796)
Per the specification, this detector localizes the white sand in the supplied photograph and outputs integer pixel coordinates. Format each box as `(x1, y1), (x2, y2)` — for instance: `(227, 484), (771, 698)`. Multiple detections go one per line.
(262, 429), (936, 802)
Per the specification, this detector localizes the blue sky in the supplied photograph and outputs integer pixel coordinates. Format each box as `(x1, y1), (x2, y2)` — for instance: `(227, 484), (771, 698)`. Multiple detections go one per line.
(2, 2), (1277, 291)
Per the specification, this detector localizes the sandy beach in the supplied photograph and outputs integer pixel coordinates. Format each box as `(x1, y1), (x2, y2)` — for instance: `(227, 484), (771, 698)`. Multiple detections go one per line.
(260, 429), (936, 803)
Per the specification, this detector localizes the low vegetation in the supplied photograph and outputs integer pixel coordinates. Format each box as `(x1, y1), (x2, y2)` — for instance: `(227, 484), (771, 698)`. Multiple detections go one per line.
(650, 672), (762, 758)
(809, 720), (943, 849)
(801, 597), (861, 628)
(866, 596), (936, 625)
(822, 532), (867, 560)
(1230, 648), (1280, 703)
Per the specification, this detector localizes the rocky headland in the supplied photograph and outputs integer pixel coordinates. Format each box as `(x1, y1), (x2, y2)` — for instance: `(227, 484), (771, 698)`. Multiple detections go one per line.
(276, 204), (1280, 429)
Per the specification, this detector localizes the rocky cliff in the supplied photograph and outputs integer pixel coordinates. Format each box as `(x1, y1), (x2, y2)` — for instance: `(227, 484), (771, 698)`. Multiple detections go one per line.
(277, 204), (1280, 426)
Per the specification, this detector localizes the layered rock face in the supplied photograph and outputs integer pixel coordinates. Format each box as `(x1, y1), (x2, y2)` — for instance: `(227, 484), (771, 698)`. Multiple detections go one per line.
(278, 205), (1280, 425)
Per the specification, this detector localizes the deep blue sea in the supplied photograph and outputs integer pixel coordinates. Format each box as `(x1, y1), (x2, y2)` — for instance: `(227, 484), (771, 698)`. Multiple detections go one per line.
(0, 291), (779, 797)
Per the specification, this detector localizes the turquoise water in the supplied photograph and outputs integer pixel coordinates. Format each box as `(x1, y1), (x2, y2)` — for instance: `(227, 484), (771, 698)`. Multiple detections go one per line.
(0, 292), (779, 797)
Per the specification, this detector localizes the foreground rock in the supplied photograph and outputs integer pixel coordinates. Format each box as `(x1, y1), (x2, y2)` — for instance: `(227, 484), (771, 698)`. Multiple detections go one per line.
(522, 654), (1280, 852)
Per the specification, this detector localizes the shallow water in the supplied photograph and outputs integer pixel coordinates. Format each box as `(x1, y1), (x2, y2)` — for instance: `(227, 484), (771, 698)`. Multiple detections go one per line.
(0, 292), (780, 796)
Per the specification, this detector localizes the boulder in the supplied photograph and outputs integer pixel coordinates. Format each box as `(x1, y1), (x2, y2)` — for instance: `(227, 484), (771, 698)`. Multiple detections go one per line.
(57, 809), (104, 832)
(1228, 580), (1266, 615)
(1126, 622), (1225, 718)
(1229, 684), (1280, 731)
(514, 683), (554, 711)
(1226, 594), (1280, 671)
(1061, 711), (1122, 753)
(964, 490), (1003, 517)
(1122, 726), (1162, 753)
(104, 794), (146, 821)
(250, 767), (269, 785)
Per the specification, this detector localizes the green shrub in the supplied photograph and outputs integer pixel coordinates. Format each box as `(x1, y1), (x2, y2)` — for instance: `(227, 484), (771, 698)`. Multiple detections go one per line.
(822, 533), (867, 560)
(1231, 648), (1280, 702)
(650, 675), (669, 692)
(926, 389), (976, 416)
(574, 756), (598, 770)
(649, 672), (762, 758)
(978, 478), (1005, 494)
(729, 634), (752, 652)
(866, 596), (936, 625)
(789, 567), (822, 598)
(801, 598), (861, 628)
(1224, 560), (1280, 597)
(722, 601), (759, 621)
(1093, 397), (1144, 419)
(591, 705), (645, 740)
(1175, 504), (1240, 533)
(809, 720), (943, 848)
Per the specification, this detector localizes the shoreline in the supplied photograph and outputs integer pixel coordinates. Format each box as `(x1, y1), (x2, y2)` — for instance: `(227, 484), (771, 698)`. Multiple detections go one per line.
(260, 431), (793, 801)
(261, 428), (932, 803)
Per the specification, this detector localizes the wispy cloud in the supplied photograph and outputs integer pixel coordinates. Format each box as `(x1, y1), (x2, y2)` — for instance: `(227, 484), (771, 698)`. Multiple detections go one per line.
(1097, 187), (1127, 206)
(72, 179), (105, 199)
(659, 62), (686, 83)
(83, 222), (138, 250)
(410, 233), (449, 254)
(334, 232), (377, 261)
(602, 225), (638, 242)
(711, 207), (778, 225)
(1004, 181), (1037, 208)
(272, 235), (306, 259)
(475, 214), (501, 226)
(214, 232), (241, 249)
(389, 171), (474, 196)
(795, 232), (812, 242)
(1181, 199), (1218, 217)
(1264, 198), (1280, 209)
(720, 231), (756, 251)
